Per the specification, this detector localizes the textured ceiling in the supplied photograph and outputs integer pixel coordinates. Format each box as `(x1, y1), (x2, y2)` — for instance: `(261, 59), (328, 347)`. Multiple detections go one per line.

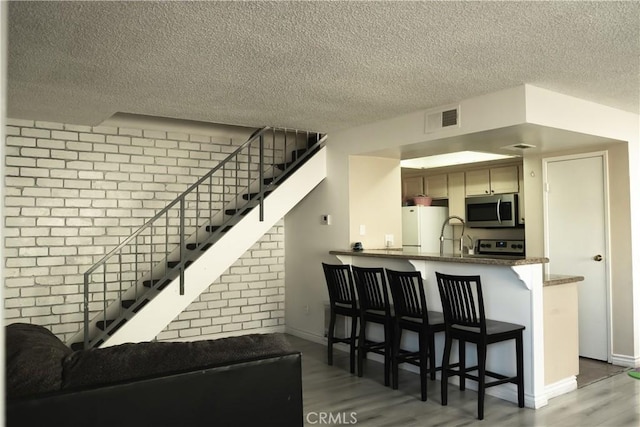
(7, 1), (640, 133)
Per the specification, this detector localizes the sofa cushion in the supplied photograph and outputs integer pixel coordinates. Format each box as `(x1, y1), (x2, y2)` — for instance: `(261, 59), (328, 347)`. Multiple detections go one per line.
(62, 333), (295, 390)
(6, 323), (73, 399)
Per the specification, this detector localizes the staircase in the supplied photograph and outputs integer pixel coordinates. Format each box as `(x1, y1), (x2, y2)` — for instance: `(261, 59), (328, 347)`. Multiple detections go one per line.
(69, 127), (327, 350)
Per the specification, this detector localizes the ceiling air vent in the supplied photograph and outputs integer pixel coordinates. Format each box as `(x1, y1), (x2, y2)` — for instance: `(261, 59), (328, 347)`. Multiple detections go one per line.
(425, 106), (461, 133)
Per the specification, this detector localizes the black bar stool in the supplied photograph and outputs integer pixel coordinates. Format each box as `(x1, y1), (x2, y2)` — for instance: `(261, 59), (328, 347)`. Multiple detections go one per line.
(352, 266), (393, 386)
(321, 263), (359, 374)
(386, 269), (445, 401)
(435, 272), (525, 420)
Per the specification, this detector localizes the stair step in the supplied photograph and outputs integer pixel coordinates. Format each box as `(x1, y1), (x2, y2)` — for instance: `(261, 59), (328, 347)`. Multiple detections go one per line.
(224, 208), (251, 216)
(291, 148), (307, 161)
(186, 242), (213, 251)
(263, 177), (277, 185)
(205, 224), (233, 233)
(307, 133), (323, 148)
(167, 260), (194, 269)
(241, 191), (272, 201)
(96, 319), (114, 331)
(143, 279), (172, 290)
(70, 342), (84, 351)
(275, 161), (294, 171)
(96, 318), (127, 334)
(121, 298), (150, 313)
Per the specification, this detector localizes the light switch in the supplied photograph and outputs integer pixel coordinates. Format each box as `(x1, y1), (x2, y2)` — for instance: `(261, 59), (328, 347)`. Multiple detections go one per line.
(321, 214), (331, 225)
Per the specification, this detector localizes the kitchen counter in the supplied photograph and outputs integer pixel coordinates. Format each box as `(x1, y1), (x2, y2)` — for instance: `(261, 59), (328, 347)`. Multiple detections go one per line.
(329, 248), (567, 408)
(543, 274), (585, 287)
(329, 248), (548, 266)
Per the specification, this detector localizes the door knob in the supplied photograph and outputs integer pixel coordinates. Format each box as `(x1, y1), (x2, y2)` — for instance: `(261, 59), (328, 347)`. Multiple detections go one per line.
(593, 254), (603, 262)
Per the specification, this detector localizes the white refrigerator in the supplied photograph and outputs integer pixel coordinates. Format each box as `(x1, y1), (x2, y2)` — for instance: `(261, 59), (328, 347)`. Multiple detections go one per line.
(402, 206), (453, 253)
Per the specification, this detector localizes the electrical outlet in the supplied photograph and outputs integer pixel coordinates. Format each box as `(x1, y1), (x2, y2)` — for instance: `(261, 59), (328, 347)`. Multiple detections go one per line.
(385, 234), (394, 247)
(321, 214), (331, 225)
(359, 224), (366, 235)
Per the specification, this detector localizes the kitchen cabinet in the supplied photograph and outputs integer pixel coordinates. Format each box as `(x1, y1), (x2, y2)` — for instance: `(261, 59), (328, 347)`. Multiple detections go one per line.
(425, 174), (448, 198)
(402, 176), (423, 202)
(465, 165), (519, 196)
(465, 169), (490, 196)
(447, 172), (465, 220)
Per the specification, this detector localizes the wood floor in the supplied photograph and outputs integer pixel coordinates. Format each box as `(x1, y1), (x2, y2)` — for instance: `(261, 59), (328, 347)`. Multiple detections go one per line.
(288, 335), (640, 426)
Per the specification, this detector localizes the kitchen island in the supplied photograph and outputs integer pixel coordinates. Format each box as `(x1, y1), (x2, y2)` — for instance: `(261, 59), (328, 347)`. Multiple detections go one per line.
(329, 249), (581, 409)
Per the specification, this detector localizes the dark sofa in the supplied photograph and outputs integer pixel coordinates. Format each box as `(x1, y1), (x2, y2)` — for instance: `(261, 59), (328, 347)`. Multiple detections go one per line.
(6, 323), (303, 427)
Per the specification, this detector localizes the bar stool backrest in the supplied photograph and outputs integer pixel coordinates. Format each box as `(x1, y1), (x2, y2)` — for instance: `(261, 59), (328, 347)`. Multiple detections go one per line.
(435, 272), (486, 334)
(386, 269), (429, 322)
(352, 266), (390, 314)
(322, 263), (357, 308)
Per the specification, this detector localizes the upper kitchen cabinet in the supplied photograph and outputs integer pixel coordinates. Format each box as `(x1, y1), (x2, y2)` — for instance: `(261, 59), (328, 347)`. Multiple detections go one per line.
(402, 175), (423, 201)
(447, 172), (465, 219)
(465, 165), (519, 196)
(424, 174), (448, 198)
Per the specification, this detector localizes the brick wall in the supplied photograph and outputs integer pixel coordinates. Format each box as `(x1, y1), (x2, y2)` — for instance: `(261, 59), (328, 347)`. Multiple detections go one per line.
(3, 118), (285, 342)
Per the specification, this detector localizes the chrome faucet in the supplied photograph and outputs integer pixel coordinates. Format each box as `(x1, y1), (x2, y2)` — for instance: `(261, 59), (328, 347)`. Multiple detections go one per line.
(439, 216), (465, 255)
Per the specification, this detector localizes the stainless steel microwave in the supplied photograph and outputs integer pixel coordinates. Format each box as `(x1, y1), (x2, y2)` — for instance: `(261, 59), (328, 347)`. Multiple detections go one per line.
(465, 194), (518, 228)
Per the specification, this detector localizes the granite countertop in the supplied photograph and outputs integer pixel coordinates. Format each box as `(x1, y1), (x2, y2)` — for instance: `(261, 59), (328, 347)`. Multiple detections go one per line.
(329, 249), (549, 266)
(543, 274), (585, 287)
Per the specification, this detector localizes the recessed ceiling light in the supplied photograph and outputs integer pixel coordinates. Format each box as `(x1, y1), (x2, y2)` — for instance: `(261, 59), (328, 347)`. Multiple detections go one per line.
(400, 151), (518, 169)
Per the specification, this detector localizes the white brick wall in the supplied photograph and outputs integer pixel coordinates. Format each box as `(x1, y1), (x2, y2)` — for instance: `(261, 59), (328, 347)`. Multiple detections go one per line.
(4, 118), (286, 342)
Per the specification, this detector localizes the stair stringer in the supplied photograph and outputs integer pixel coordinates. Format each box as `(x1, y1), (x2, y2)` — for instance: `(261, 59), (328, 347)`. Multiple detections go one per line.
(101, 146), (327, 346)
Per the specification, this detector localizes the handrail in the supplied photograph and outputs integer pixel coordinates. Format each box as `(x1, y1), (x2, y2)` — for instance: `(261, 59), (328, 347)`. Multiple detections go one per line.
(82, 125), (326, 349)
(84, 126), (272, 277)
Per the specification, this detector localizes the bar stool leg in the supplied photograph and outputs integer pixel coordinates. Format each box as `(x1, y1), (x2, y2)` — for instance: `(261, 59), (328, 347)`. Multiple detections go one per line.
(384, 321), (392, 387)
(419, 331), (428, 401)
(459, 339), (466, 390)
(428, 332), (437, 381)
(477, 342), (487, 420)
(357, 317), (366, 377)
(441, 333), (452, 406)
(327, 311), (336, 366)
(349, 316), (358, 374)
(392, 326), (401, 390)
(516, 333), (525, 408)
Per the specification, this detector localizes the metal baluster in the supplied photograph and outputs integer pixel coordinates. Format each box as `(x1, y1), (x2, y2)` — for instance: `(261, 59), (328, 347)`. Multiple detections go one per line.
(284, 130), (288, 176)
(222, 163), (226, 219)
(259, 134), (264, 222)
(272, 127), (276, 177)
(235, 154), (239, 213)
(119, 253), (123, 318)
(83, 271), (89, 348)
(196, 184), (200, 248)
(248, 142), (252, 202)
(134, 236), (138, 303)
(103, 264), (107, 341)
(209, 175), (213, 224)
(179, 197), (185, 295)
(165, 211), (169, 278)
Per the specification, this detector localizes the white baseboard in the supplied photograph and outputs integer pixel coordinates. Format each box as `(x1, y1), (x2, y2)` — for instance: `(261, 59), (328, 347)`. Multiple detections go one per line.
(545, 376), (577, 400)
(285, 326), (326, 345)
(611, 353), (640, 368)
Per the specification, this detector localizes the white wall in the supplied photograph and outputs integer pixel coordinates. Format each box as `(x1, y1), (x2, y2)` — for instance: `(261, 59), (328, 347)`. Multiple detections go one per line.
(285, 85), (640, 365)
(284, 86), (530, 341)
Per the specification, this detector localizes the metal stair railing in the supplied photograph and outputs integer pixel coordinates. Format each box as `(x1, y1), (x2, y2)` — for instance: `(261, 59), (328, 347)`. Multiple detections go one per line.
(82, 127), (326, 348)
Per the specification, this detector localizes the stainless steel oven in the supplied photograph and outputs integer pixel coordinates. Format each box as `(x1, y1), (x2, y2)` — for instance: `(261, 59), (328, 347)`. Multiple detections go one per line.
(465, 194), (518, 228)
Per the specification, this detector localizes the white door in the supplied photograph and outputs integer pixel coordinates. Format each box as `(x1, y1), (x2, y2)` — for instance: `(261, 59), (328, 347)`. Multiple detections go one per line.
(544, 153), (610, 361)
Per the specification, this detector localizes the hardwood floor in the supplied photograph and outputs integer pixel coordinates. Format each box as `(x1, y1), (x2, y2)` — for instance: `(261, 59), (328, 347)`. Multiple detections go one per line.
(288, 335), (640, 426)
